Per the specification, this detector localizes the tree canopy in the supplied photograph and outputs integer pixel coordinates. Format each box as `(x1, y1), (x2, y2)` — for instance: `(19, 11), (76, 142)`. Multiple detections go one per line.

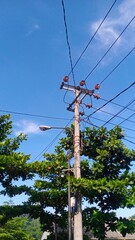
(0, 115), (135, 240)
(0, 212), (42, 240)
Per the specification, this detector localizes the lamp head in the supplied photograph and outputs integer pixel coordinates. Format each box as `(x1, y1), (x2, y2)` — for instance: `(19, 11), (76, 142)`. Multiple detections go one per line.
(39, 125), (51, 131)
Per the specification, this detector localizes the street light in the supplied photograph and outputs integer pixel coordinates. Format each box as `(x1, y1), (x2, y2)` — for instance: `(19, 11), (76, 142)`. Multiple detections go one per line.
(39, 125), (67, 131)
(39, 125), (73, 240)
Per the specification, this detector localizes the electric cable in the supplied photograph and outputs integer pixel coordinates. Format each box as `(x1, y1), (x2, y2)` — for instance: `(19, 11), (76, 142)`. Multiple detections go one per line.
(115, 112), (135, 126)
(68, 0), (118, 76)
(32, 130), (64, 162)
(100, 97), (135, 113)
(84, 17), (135, 82)
(85, 82), (135, 119)
(83, 115), (135, 133)
(100, 46), (135, 85)
(92, 106), (135, 125)
(126, 136), (135, 139)
(0, 109), (71, 121)
(123, 138), (135, 145)
(32, 117), (73, 162)
(62, 0), (118, 104)
(101, 98), (135, 127)
(82, 117), (135, 144)
(61, 0), (76, 86)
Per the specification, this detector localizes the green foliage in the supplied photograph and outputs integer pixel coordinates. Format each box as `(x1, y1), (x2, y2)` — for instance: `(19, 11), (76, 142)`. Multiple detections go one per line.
(0, 216), (40, 240)
(58, 125), (135, 239)
(130, 214), (135, 220)
(0, 115), (33, 192)
(116, 217), (135, 237)
(0, 115), (135, 240)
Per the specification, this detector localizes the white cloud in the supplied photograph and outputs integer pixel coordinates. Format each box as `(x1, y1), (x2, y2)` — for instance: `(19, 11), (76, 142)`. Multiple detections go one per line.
(90, 0), (135, 48)
(118, 0), (135, 22)
(26, 23), (40, 36)
(14, 120), (40, 136)
(91, 19), (120, 47)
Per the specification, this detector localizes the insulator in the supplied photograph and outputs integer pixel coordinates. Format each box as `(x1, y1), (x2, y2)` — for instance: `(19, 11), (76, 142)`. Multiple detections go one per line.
(63, 76), (69, 82)
(86, 104), (92, 109)
(93, 94), (100, 99)
(79, 80), (85, 86)
(80, 112), (84, 116)
(95, 84), (100, 90)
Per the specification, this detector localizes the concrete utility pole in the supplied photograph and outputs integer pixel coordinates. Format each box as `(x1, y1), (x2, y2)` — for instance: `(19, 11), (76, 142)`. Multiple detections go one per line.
(67, 150), (72, 240)
(73, 88), (83, 240)
(60, 81), (94, 240)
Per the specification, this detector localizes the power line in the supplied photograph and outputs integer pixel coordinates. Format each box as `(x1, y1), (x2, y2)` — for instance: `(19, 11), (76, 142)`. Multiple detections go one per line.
(101, 97), (135, 113)
(62, 0), (117, 104)
(84, 17), (135, 82)
(82, 117), (135, 145)
(32, 117), (73, 162)
(118, 112), (135, 126)
(68, 0), (118, 76)
(100, 46), (135, 85)
(86, 82), (135, 119)
(126, 135), (135, 139)
(0, 109), (71, 121)
(84, 115), (135, 133)
(92, 106), (135, 125)
(32, 130), (64, 162)
(101, 98), (135, 127)
(61, 0), (76, 86)
(123, 138), (135, 145)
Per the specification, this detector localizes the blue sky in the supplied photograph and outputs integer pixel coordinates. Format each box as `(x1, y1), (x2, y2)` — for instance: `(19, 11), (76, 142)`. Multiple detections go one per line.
(0, 0), (135, 218)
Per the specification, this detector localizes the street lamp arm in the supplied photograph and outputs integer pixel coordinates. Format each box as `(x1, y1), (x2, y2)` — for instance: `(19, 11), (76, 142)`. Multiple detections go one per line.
(39, 125), (73, 133)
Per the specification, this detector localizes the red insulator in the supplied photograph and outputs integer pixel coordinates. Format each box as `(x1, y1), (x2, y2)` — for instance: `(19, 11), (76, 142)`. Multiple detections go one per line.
(93, 94), (100, 99)
(80, 111), (84, 116)
(63, 76), (69, 82)
(86, 104), (92, 109)
(95, 84), (100, 90)
(80, 80), (85, 86)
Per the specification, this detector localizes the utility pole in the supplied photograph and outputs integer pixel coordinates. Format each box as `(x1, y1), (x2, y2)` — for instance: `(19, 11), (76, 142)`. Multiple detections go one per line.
(67, 150), (72, 240)
(73, 88), (83, 240)
(60, 80), (94, 240)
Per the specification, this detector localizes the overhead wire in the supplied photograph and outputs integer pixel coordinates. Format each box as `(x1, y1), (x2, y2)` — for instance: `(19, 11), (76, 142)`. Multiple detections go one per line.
(114, 112), (135, 126)
(61, 0), (76, 87)
(100, 46), (135, 85)
(100, 97), (135, 113)
(101, 98), (135, 127)
(80, 53), (135, 122)
(85, 82), (135, 119)
(60, 1), (135, 145)
(123, 138), (135, 145)
(84, 16), (135, 82)
(0, 109), (71, 121)
(83, 115), (135, 133)
(32, 117), (73, 162)
(126, 135), (135, 139)
(68, 0), (118, 76)
(92, 106), (135, 125)
(62, 0), (118, 104)
(32, 130), (64, 162)
(82, 117), (135, 145)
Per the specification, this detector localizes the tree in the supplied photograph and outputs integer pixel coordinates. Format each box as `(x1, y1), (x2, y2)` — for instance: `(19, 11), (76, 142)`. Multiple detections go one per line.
(130, 214), (135, 220)
(0, 115), (135, 240)
(0, 215), (42, 240)
(60, 126), (135, 239)
(0, 115), (38, 225)
(32, 125), (135, 239)
(0, 115), (33, 191)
